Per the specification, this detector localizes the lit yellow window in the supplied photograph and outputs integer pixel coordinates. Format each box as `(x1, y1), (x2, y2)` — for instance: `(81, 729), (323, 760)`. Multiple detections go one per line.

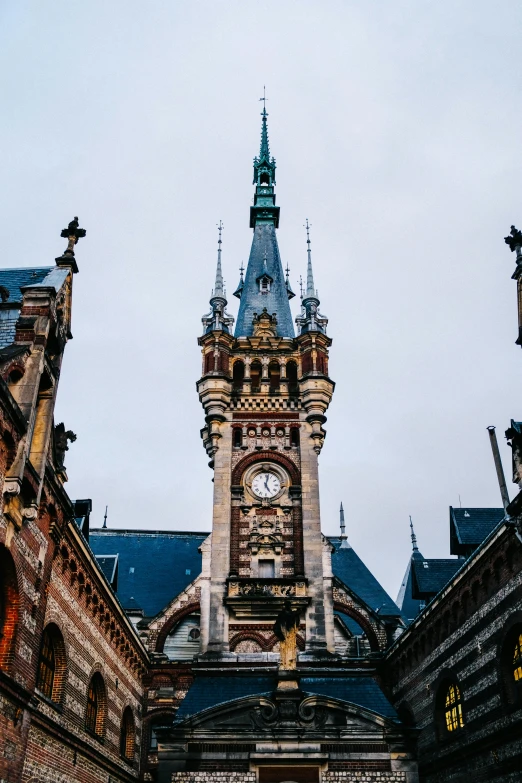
(444, 683), (464, 732)
(513, 633), (522, 682)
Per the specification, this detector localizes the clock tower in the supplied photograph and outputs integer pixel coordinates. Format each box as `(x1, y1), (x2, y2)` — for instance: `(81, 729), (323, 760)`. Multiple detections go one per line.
(197, 105), (335, 660)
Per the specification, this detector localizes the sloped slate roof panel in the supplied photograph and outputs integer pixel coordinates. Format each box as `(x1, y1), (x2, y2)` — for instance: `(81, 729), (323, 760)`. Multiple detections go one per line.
(450, 507), (504, 547)
(412, 558), (462, 595)
(0, 267), (53, 302)
(89, 530), (208, 617)
(396, 558), (423, 624)
(175, 675), (399, 723)
(329, 538), (401, 617)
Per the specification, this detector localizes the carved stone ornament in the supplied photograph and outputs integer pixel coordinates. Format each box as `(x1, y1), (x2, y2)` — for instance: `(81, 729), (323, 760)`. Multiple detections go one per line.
(3, 479), (21, 496)
(250, 695), (327, 729)
(248, 517), (284, 554)
(22, 504), (38, 522)
(505, 225), (522, 253)
(252, 308), (278, 338)
(54, 422), (77, 469)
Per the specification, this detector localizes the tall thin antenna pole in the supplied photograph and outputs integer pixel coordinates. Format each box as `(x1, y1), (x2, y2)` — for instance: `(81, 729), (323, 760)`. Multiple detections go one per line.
(103, 506), (108, 529)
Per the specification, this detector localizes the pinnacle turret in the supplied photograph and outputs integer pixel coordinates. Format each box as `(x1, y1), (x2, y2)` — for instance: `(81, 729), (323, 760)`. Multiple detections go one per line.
(201, 221), (234, 334)
(296, 221), (328, 335)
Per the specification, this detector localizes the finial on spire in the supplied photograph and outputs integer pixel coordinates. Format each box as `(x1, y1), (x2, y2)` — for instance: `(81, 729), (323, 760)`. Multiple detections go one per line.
(103, 505), (108, 529)
(409, 515), (418, 552)
(239, 262), (245, 283)
(259, 85), (268, 115)
(340, 502), (346, 537)
(299, 275), (304, 299)
(56, 216), (86, 273)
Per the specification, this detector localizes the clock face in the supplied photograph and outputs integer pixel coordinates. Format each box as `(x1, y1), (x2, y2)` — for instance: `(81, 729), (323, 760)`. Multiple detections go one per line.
(252, 472), (281, 499)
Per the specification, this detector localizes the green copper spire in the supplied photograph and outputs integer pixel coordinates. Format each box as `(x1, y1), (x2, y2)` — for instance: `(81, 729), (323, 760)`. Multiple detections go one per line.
(250, 92), (279, 229)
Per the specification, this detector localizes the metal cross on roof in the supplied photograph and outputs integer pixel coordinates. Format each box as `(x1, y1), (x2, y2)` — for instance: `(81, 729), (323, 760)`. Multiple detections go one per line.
(259, 85), (268, 114)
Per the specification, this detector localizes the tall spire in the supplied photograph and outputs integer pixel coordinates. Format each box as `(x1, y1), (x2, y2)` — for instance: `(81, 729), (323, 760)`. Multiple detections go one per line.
(201, 221), (234, 335)
(409, 515), (419, 552)
(339, 501), (349, 548)
(305, 219), (316, 297)
(234, 97), (294, 337)
(296, 220), (328, 335)
(213, 220), (224, 297)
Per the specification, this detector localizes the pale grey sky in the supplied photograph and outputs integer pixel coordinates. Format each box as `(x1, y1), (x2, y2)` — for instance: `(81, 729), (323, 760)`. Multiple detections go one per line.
(1, 0), (521, 599)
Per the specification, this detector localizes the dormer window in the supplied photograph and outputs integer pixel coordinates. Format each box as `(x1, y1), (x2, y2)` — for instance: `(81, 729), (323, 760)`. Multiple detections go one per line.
(259, 276), (271, 293)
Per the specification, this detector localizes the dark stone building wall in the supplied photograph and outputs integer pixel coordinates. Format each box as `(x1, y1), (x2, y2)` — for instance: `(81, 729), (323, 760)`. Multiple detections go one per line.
(386, 519), (522, 782)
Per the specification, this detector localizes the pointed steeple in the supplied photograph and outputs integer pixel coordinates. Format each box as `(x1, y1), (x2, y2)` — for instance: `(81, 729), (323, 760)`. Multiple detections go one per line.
(339, 501), (350, 549)
(296, 220), (328, 335)
(234, 98), (294, 338)
(409, 516), (418, 552)
(201, 221), (234, 334)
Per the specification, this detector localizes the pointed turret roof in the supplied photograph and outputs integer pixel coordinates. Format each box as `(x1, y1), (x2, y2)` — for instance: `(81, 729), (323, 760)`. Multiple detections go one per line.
(296, 221), (328, 335)
(201, 222), (234, 335)
(234, 103), (294, 338)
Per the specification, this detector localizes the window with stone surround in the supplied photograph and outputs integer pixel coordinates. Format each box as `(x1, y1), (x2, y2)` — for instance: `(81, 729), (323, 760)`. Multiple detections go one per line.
(435, 675), (465, 739)
(85, 672), (107, 740)
(36, 624), (67, 703)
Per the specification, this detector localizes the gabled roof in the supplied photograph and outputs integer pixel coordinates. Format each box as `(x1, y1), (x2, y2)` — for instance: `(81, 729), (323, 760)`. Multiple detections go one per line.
(449, 506), (504, 555)
(175, 675), (399, 723)
(89, 530), (208, 617)
(329, 537), (401, 618)
(0, 266), (70, 349)
(411, 557), (462, 597)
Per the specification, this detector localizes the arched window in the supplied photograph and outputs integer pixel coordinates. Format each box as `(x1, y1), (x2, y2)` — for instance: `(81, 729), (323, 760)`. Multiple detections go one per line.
(268, 362), (280, 392)
(499, 619), (522, 708)
(444, 683), (464, 732)
(233, 428), (243, 448)
(36, 624), (66, 703)
(250, 361), (262, 392)
(120, 706), (136, 761)
(232, 360), (245, 390)
(290, 428), (299, 448)
(0, 545), (19, 671)
(85, 672), (107, 739)
(286, 361), (298, 395)
(436, 678), (464, 736)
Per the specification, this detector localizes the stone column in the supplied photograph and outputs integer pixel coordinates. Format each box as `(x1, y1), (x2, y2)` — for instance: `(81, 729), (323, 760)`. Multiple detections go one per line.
(204, 422), (234, 657)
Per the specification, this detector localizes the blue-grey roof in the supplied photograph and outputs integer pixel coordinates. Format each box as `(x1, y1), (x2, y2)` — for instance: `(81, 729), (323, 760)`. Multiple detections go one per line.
(411, 557), (462, 596)
(396, 555), (424, 624)
(449, 507), (504, 554)
(175, 675), (398, 723)
(88, 529), (401, 622)
(329, 538), (402, 618)
(89, 530), (208, 617)
(234, 224), (294, 338)
(334, 611), (365, 635)
(0, 266), (70, 348)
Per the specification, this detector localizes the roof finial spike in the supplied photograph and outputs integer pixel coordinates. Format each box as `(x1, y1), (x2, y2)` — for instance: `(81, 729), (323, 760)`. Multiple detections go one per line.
(103, 505), (108, 529)
(340, 501), (346, 538)
(213, 220), (225, 297)
(239, 262), (245, 283)
(258, 87), (270, 159)
(409, 515), (418, 552)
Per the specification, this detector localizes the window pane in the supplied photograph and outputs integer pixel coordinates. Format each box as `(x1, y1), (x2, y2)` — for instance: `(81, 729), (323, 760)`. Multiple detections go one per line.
(37, 630), (55, 699)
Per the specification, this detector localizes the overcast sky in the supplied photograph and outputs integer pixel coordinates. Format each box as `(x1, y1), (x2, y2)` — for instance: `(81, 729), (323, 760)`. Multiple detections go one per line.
(1, 1), (521, 599)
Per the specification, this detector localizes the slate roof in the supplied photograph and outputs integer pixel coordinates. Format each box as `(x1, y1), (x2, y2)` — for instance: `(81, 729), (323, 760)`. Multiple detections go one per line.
(396, 554), (424, 623)
(175, 675), (399, 723)
(411, 557), (462, 597)
(0, 266), (70, 349)
(95, 555), (118, 589)
(89, 529), (401, 622)
(329, 538), (401, 617)
(89, 530), (208, 617)
(234, 224), (294, 338)
(449, 507), (504, 554)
